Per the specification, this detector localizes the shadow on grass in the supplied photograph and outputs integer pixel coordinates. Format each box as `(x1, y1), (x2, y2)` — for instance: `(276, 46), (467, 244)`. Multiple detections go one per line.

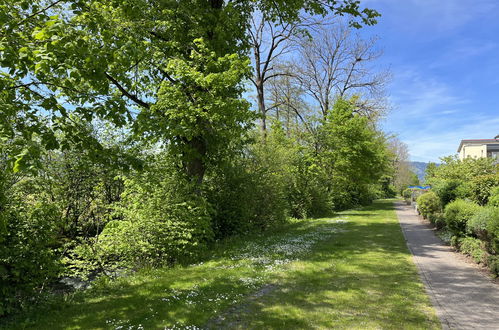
(3, 200), (439, 329)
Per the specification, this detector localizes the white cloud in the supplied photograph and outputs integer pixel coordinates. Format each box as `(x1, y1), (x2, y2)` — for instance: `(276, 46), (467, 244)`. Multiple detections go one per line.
(387, 67), (469, 118)
(382, 66), (498, 162)
(407, 117), (499, 162)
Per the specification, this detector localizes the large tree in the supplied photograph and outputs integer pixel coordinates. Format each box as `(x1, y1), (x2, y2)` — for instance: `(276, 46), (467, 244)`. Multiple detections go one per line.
(292, 23), (388, 119)
(0, 0), (379, 184)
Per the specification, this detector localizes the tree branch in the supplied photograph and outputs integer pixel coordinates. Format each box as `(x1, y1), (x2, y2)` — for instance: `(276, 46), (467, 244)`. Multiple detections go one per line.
(105, 73), (150, 109)
(16, 0), (65, 27)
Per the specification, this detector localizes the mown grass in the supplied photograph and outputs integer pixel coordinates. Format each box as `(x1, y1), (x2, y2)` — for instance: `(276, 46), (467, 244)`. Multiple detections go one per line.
(2, 199), (440, 329)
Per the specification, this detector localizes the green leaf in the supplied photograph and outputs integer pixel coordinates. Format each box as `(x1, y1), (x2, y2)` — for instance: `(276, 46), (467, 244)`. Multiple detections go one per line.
(34, 30), (48, 40)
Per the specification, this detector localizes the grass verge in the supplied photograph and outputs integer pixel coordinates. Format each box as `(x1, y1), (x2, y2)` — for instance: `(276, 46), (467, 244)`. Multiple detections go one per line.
(2, 199), (440, 329)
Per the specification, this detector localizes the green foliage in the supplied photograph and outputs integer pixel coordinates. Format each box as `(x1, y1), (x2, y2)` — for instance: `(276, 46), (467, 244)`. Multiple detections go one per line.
(467, 206), (499, 241)
(424, 162), (438, 183)
(431, 179), (466, 207)
(469, 173), (499, 205)
(92, 155), (214, 270)
(444, 199), (481, 236)
(0, 0), (379, 177)
(379, 175), (396, 198)
(486, 207), (499, 254)
(428, 212), (446, 229)
(204, 149), (288, 238)
(0, 197), (61, 316)
(487, 255), (499, 276)
(317, 98), (389, 210)
(488, 186), (499, 207)
(144, 40), (254, 182)
(427, 157), (497, 208)
(466, 206), (499, 265)
(0, 0), (388, 318)
(416, 192), (441, 219)
(268, 126), (331, 219)
(402, 188), (412, 200)
(459, 237), (488, 264)
(428, 156), (497, 181)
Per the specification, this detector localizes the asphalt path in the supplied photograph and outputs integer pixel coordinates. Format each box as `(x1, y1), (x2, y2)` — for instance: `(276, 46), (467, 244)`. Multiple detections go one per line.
(395, 201), (499, 330)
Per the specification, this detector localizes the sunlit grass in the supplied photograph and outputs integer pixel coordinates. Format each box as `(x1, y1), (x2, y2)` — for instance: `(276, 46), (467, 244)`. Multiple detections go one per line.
(3, 200), (440, 329)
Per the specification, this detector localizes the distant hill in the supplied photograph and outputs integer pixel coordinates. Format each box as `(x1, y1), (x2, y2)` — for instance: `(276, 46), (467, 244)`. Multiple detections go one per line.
(409, 161), (431, 183)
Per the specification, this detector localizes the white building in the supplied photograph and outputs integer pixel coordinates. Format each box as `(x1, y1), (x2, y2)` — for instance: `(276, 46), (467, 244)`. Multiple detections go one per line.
(457, 135), (499, 160)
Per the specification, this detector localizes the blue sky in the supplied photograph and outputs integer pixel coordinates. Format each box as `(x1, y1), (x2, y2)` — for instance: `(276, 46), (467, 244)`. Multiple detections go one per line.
(358, 0), (499, 162)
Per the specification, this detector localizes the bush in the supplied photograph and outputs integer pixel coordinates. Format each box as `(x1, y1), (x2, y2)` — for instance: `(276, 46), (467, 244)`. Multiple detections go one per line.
(432, 179), (471, 207)
(469, 173), (499, 205)
(459, 237), (488, 264)
(0, 198), (61, 316)
(402, 188), (412, 200)
(417, 192), (441, 219)
(488, 255), (499, 276)
(428, 212), (446, 229)
(432, 180), (461, 207)
(467, 206), (499, 241)
(488, 186), (499, 207)
(444, 199), (481, 236)
(65, 155), (214, 274)
(379, 175), (396, 198)
(206, 158), (288, 239)
(287, 169), (331, 219)
(487, 207), (499, 254)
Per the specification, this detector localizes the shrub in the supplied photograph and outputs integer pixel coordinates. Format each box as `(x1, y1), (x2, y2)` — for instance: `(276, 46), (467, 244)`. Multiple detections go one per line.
(97, 192), (213, 268)
(379, 175), (396, 198)
(287, 171), (331, 219)
(488, 186), (499, 207)
(205, 161), (286, 239)
(402, 188), (412, 200)
(459, 237), (488, 264)
(417, 191), (441, 219)
(429, 212), (446, 229)
(444, 199), (481, 236)
(450, 235), (460, 248)
(467, 206), (499, 241)
(469, 173), (499, 205)
(0, 199), (61, 316)
(65, 155), (215, 274)
(432, 179), (465, 207)
(487, 207), (499, 254)
(487, 255), (499, 276)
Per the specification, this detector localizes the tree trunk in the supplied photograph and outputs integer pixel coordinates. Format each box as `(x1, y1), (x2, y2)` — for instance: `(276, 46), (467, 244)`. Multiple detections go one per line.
(180, 0), (223, 187)
(256, 81), (267, 140)
(184, 136), (207, 187)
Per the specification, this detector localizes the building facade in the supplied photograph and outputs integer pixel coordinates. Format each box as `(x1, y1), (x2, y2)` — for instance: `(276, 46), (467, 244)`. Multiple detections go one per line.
(457, 136), (499, 160)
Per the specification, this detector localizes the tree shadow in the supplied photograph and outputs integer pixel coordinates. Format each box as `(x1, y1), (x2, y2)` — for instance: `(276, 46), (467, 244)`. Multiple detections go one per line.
(5, 200), (441, 329)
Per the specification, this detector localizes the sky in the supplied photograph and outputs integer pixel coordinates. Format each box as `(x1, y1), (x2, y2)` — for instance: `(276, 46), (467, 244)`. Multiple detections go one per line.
(357, 0), (499, 162)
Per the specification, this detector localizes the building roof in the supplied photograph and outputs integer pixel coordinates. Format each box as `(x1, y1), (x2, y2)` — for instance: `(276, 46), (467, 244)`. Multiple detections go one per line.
(457, 139), (499, 152)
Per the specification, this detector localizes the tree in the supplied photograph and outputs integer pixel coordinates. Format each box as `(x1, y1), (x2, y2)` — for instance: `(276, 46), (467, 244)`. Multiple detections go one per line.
(249, 14), (321, 138)
(317, 97), (389, 207)
(387, 137), (419, 193)
(267, 73), (315, 137)
(425, 162), (438, 183)
(292, 23), (388, 119)
(1, 0), (380, 184)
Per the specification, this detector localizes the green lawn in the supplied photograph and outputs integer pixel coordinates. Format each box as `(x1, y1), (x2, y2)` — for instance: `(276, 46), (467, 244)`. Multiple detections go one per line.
(4, 200), (440, 329)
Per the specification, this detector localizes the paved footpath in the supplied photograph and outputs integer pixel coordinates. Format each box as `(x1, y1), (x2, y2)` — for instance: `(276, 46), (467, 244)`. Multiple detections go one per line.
(395, 201), (499, 330)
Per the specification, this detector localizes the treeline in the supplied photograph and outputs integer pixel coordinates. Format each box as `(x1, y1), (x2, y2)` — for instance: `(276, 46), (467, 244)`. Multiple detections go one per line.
(1, 98), (399, 315)
(0, 0), (412, 317)
(412, 157), (499, 275)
